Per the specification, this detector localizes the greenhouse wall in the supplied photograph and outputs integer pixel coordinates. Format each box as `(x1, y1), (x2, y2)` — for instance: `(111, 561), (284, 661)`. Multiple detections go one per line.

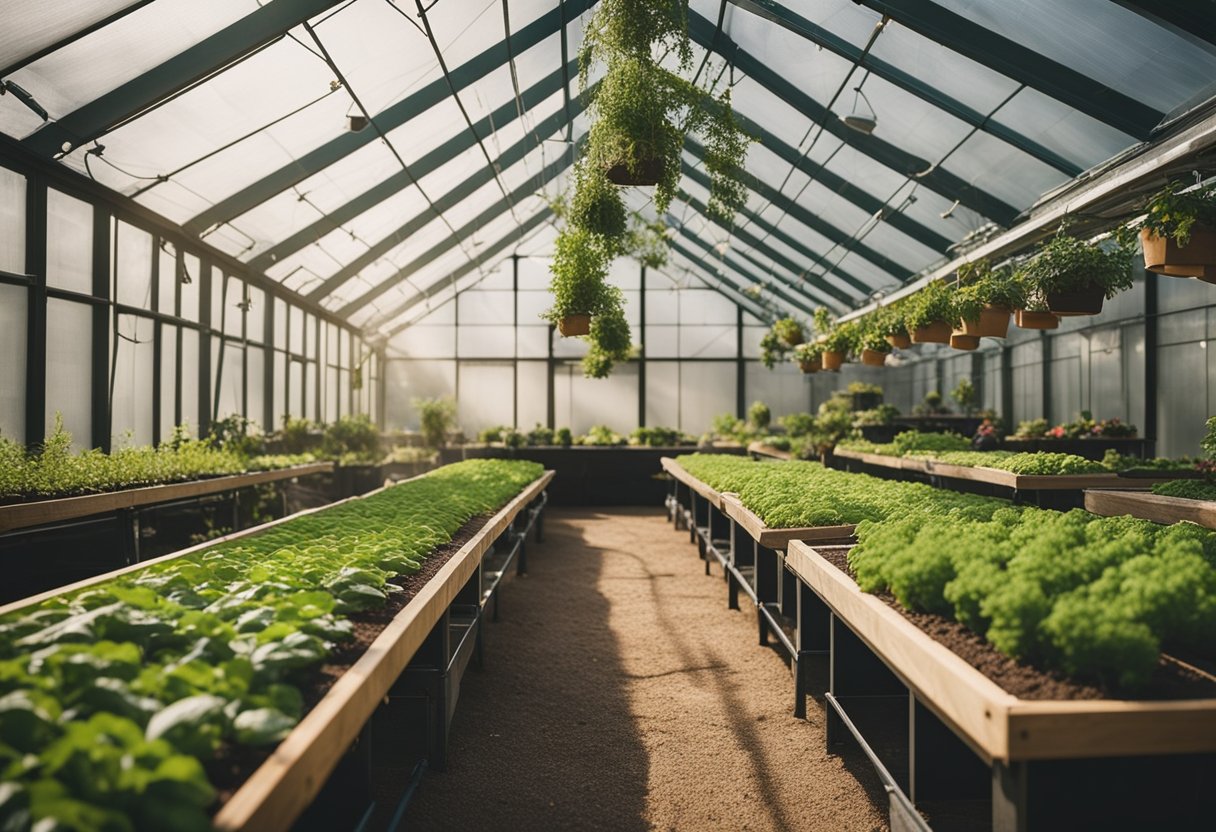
(0, 160), (377, 450)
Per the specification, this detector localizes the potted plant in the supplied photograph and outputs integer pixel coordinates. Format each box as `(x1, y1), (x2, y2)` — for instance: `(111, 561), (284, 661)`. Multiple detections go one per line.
(858, 323), (892, 367)
(1019, 224), (1136, 316)
(543, 228), (615, 336)
(791, 341), (824, 373)
(568, 160), (628, 240)
(773, 317), (805, 348)
(953, 259), (1020, 338)
(821, 322), (856, 370)
(877, 304), (912, 349)
(905, 280), (955, 344)
(1138, 179), (1216, 283)
(578, 0), (749, 218)
(1011, 266), (1059, 330)
(949, 332), (980, 350)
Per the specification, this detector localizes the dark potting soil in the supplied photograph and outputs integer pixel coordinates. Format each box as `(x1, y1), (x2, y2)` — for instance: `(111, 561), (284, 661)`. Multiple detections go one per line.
(204, 513), (492, 808)
(815, 546), (1216, 702)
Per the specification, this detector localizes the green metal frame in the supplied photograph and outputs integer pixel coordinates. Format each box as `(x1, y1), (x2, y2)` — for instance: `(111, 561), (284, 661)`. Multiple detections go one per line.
(182, 0), (595, 237)
(1112, 1), (1216, 52)
(23, 0), (350, 158)
(726, 0), (1083, 176)
(852, 0), (1164, 139)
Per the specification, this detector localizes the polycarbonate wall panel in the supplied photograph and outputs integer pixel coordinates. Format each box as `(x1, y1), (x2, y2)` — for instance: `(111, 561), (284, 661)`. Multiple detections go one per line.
(0, 167), (24, 275)
(181, 328), (200, 432)
(112, 313), (154, 447)
(114, 220), (153, 308)
(44, 299), (92, 447)
(46, 189), (93, 294)
(0, 284), (27, 440)
(554, 362), (639, 436)
(160, 324), (177, 439)
(384, 359), (456, 431)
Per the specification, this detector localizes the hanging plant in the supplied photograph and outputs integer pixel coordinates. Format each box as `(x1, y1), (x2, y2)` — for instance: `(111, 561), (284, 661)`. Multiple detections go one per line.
(773, 317), (805, 347)
(622, 215), (670, 269)
(821, 321), (857, 370)
(568, 160), (628, 240)
(873, 303), (911, 349)
(1137, 179), (1216, 283)
(953, 259), (1021, 339)
(1010, 263), (1059, 330)
(858, 324), (892, 367)
(578, 0), (750, 219)
(542, 228), (616, 336)
(791, 341), (825, 373)
(1019, 223), (1135, 316)
(582, 294), (632, 379)
(904, 280), (955, 344)
(759, 317), (805, 369)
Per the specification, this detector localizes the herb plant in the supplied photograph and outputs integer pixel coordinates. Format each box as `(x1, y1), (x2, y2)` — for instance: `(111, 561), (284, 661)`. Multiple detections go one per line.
(1019, 223), (1136, 298)
(1138, 180), (1216, 246)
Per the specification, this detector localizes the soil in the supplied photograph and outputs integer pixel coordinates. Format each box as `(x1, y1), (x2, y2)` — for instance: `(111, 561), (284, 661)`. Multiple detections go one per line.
(815, 546), (1216, 702)
(204, 513), (491, 807)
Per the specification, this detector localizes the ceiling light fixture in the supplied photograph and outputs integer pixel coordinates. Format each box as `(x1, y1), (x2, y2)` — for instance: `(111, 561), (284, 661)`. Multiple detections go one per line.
(843, 86), (877, 135)
(347, 114), (368, 132)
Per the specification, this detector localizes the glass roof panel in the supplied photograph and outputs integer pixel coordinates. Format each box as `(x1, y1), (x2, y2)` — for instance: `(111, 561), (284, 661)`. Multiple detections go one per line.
(939, 130), (1069, 214)
(989, 87), (1135, 172)
(5, 0), (259, 127)
(1, 1), (146, 71)
(932, 0), (1216, 109)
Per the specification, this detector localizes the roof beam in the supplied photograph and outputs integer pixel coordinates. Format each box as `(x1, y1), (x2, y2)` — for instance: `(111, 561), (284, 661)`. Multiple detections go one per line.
(682, 156), (912, 290)
(22, 0), (349, 157)
(343, 151), (573, 321)
(383, 209), (553, 336)
(687, 12), (1021, 226)
(183, 0), (594, 238)
(674, 188), (858, 310)
(726, 0), (1082, 176)
(852, 0), (1164, 139)
(252, 65), (580, 275)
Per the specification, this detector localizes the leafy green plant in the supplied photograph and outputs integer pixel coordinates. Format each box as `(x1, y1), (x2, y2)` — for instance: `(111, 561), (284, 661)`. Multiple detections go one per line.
(1138, 180), (1216, 246)
(526, 424), (554, 446)
(951, 378), (976, 413)
(852, 405), (900, 427)
(629, 426), (691, 447)
(760, 318), (806, 369)
(277, 416), (316, 455)
(1152, 479), (1216, 501)
(748, 401), (771, 432)
(823, 321), (858, 355)
(555, 427), (573, 447)
(543, 228), (616, 325)
(411, 396), (456, 449)
(904, 280), (956, 330)
(582, 298), (632, 379)
(954, 259), (1024, 322)
(578, 425), (626, 446)
(478, 426), (505, 444)
(790, 341), (825, 369)
(0, 459), (544, 830)
(321, 415), (380, 465)
(1014, 418), (1049, 439)
(567, 159), (628, 239)
(208, 414), (264, 457)
(1019, 223), (1136, 298)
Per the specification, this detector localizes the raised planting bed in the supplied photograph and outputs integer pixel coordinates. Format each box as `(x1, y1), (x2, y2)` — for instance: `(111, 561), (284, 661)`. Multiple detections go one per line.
(1003, 436), (1150, 460)
(786, 540), (1216, 831)
(0, 462), (334, 534)
(0, 460), (552, 832)
(441, 444), (744, 506)
(1084, 489), (1216, 530)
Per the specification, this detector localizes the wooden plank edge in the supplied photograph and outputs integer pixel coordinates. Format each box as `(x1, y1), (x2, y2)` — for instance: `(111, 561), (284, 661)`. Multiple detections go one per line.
(746, 441), (793, 461)
(785, 541), (1015, 762)
(659, 457), (722, 507)
(213, 471), (553, 832)
(0, 463), (335, 533)
(1084, 489), (1216, 530)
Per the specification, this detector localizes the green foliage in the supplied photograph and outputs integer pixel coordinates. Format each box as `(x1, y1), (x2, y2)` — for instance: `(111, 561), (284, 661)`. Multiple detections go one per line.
(1014, 418), (1049, 439)
(874, 303), (909, 338)
(904, 280), (956, 330)
(526, 424), (555, 446)
(544, 227), (615, 322)
(850, 506), (1216, 690)
(823, 321), (858, 355)
(760, 318), (804, 370)
(748, 401), (771, 431)
(578, 425), (626, 446)
(277, 416), (316, 454)
(321, 415), (380, 465)
(0, 459), (544, 830)
(954, 259), (1024, 322)
(1018, 223), (1136, 298)
(1152, 479), (1216, 501)
(568, 161), (627, 239)
(555, 427), (573, 447)
(629, 426), (692, 447)
(779, 412), (816, 438)
(1202, 416), (1216, 460)
(1138, 180), (1216, 246)
(0, 416), (248, 502)
(207, 414), (263, 457)
(852, 405), (900, 427)
(411, 397), (456, 449)
(501, 428), (526, 449)
(951, 378), (976, 412)
(478, 426), (505, 444)
(891, 430), (971, 456)
(582, 299), (632, 379)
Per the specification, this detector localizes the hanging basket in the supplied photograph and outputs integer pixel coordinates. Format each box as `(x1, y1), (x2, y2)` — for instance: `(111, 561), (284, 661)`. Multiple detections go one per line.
(1141, 226), (1216, 283)
(1015, 309), (1059, 330)
(909, 321), (952, 344)
(557, 314), (591, 337)
(949, 332), (980, 351)
(1046, 284), (1104, 316)
(959, 305), (1011, 338)
(778, 330), (805, 348)
(860, 349), (888, 367)
(885, 333), (912, 350)
(798, 357), (822, 374)
(605, 156), (664, 187)
(821, 350), (847, 371)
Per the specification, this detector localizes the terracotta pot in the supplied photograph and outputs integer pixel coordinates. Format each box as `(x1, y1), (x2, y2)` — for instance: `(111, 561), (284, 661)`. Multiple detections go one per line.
(798, 357), (822, 374)
(605, 156), (663, 186)
(909, 321), (952, 344)
(885, 333), (912, 349)
(1015, 309), (1059, 330)
(558, 314), (591, 337)
(959, 305), (1011, 338)
(861, 349), (888, 367)
(821, 350), (846, 371)
(1046, 284), (1104, 316)
(1141, 226), (1216, 283)
(949, 333), (980, 351)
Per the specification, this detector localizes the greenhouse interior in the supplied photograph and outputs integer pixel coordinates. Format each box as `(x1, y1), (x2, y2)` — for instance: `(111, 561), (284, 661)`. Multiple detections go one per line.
(3, 0), (1216, 830)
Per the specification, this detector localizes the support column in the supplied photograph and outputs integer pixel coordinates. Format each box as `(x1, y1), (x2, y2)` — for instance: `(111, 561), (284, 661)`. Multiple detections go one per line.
(1143, 275), (1158, 455)
(736, 306), (746, 419)
(638, 264), (646, 427)
(24, 174), (47, 448)
(91, 205), (112, 450)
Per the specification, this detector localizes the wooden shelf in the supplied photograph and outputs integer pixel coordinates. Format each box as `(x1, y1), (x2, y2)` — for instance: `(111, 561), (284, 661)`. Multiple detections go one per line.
(720, 493), (855, 550)
(747, 442), (792, 461)
(785, 540), (1216, 763)
(214, 470), (554, 831)
(659, 456), (723, 508)
(0, 462), (335, 534)
(1085, 489), (1216, 530)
